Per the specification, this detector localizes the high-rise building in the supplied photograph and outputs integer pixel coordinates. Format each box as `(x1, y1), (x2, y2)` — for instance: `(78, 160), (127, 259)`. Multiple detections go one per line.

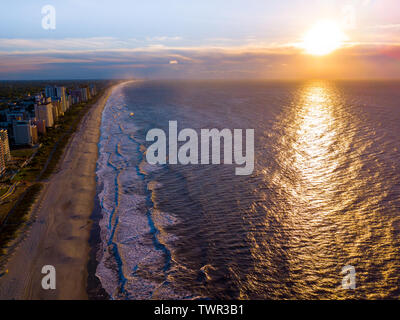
(0, 129), (11, 162)
(89, 84), (97, 97)
(13, 121), (32, 145)
(35, 103), (54, 127)
(52, 103), (59, 121)
(80, 87), (90, 102)
(70, 90), (82, 104)
(55, 86), (66, 99)
(66, 94), (71, 110)
(45, 86), (68, 113)
(0, 145), (6, 175)
(45, 86), (57, 99)
(12, 121), (38, 146)
(51, 99), (64, 118)
(56, 87), (68, 112)
(33, 119), (46, 134)
(31, 124), (38, 145)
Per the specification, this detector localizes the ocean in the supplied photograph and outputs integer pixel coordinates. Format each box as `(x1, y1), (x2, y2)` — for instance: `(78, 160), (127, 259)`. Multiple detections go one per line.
(94, 80), (400, 299)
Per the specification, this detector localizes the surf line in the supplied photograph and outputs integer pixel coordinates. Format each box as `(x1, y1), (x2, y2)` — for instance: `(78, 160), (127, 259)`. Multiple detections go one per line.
(146, 121), (255, 175)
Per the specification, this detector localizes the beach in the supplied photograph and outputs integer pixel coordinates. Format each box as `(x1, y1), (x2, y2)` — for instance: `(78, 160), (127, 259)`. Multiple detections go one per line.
(0, 83), (122, 300)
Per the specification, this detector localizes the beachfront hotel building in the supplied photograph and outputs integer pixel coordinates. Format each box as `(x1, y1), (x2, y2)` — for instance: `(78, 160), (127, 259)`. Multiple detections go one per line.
(56, 87), (68, 113)
(70, 90), (82, 104)
(45, 86), (57, 99)
(35, 103), (54, 128)
(0, 129), (11, 162)
(67, 94), (72, 108)
(46, 86), (69, 113)
(0, 144), (6, 175)
(33, 119), (46, 134)
(12, 120), (38, 146)
(89, 84), (97, 97)
(31, 123), (38, 145)
(80, 87), (90, 102)
(51, 100), (62, 121)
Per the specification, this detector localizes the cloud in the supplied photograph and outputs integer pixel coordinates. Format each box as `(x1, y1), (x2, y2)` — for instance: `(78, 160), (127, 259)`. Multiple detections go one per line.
(146, 36), (182, 42)
(369, 24), (400, 30)
(0, 41), (399, 80)
(0, 37), (128, 52)
(0, 37), (184, 53)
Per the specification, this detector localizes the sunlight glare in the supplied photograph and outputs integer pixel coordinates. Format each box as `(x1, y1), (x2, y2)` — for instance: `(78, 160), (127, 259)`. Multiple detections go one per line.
(302, 21), (348, 56)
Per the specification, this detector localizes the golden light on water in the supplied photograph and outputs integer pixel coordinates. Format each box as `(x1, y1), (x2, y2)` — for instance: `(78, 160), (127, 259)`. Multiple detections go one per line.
(248, 81), (399, 299)
(270, 83), (346, 203)
(293, 85), (339, 188)
(250, 82), (362, 298)
(301, 21), (348, 56)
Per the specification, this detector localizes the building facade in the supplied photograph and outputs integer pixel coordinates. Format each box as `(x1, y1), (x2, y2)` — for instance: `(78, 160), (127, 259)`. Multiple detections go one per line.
(13, 121), (32, 145)
(35, 103), (54, 128)
(0, 129), (11, 162)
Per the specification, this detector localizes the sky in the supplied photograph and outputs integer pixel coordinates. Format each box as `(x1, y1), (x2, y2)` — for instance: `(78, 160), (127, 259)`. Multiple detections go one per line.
(0, 0), (399, 79)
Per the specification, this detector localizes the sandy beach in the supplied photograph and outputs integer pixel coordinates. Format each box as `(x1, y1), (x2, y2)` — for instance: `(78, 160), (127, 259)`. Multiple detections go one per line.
(0, 83), (121, 300)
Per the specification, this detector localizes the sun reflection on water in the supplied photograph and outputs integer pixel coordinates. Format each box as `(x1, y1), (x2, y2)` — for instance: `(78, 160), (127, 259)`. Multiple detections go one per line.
(243, 81), (400, 299)
(271, 82), (353, 210)
(292, 85), (340, 192)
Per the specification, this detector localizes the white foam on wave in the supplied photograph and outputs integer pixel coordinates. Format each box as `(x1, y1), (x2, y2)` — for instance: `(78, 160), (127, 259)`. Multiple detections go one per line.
(139, 160), (163, 175)
(95, 83), (191, 299)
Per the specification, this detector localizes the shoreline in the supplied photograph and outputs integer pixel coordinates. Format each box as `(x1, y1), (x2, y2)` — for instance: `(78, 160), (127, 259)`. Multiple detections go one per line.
(87, 80), (136, 299)
(0, 82), (124, 299)
(86, 180), (109, 300)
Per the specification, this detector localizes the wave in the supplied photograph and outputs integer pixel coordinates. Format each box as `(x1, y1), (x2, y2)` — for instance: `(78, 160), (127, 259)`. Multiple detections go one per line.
(94, 83), (192, 299)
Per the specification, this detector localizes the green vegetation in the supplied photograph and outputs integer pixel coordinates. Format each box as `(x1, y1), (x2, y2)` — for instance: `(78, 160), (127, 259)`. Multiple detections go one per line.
(0, 188), (8, 198)
(0, 183), (42, 255)
(10, 148), (36, 159)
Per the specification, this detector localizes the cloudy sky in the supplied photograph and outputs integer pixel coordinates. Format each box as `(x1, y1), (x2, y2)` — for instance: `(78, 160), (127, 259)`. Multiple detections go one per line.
(0, 0), (399, 79)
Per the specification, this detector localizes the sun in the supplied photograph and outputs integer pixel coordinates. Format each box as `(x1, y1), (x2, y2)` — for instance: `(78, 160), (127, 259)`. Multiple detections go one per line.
(301, 20), (348, 56)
